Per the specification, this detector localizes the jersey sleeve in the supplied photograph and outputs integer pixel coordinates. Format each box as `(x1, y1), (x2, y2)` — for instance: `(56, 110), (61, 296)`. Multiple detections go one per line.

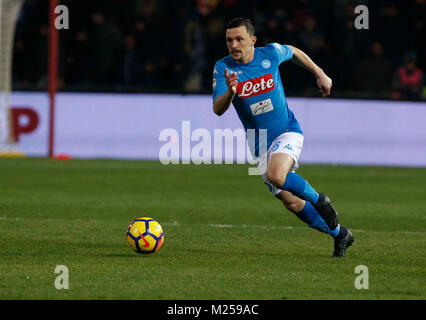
(268, 43), (293, 64)
(212, 61), (228, 102)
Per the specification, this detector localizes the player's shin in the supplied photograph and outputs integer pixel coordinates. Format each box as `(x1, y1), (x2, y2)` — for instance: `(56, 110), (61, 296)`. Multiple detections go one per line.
(295, 201), (340, 238)
(281, 171), (319, 205)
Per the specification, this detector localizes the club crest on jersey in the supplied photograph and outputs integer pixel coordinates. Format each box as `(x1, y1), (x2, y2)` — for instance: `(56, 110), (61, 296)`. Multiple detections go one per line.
(237, 73), (275, 99)
(261, 59), (271, 69)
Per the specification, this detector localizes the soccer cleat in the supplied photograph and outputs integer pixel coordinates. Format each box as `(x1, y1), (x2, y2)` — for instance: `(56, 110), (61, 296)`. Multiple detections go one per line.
(332, 228), (354, 258)
(314, 193), (339, 230)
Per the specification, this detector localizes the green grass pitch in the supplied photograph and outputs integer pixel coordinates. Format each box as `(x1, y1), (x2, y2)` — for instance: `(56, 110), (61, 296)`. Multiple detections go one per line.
(0, 157), (425, 299)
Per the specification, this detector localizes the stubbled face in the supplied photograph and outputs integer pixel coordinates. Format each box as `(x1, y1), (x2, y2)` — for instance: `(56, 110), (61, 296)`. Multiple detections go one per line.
(226, 26), (256, 64)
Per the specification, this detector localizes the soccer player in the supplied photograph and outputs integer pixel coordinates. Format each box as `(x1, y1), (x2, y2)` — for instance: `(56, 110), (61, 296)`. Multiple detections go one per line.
(212, 18), (354, 257)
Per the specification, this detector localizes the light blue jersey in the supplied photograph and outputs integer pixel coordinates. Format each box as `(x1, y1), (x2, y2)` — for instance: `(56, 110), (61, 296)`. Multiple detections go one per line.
(213, 43), (302, 156)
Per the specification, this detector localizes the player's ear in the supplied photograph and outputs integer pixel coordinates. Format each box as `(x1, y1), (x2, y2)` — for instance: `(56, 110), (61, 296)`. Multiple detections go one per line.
(252, 36), (257, 47)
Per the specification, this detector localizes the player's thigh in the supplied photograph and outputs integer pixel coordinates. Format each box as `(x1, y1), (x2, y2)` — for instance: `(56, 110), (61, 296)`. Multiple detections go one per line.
(265, 153), (294, 187)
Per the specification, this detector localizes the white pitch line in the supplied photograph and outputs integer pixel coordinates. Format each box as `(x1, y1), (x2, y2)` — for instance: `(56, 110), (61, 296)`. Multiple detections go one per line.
(1, 216), (424, 235)
(0, 216), (23, 221)
(162, 221), (426, 235)
(163, 221), (358, 232)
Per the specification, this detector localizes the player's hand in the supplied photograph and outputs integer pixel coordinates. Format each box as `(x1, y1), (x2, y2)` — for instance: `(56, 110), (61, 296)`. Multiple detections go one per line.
(225, 68), (238, 95)
(316, 73), (332, 97)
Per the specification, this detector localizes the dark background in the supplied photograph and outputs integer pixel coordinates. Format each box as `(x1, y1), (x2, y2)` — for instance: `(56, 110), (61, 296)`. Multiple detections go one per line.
(12, 0), (425, 100)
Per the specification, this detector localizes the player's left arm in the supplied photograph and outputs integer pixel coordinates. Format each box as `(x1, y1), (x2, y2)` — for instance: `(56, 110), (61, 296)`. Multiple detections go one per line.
(287, 45), (332, 97)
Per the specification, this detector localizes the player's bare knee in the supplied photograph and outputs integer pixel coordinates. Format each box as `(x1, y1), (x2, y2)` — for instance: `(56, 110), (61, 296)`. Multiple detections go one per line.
(266, 171), (286, 187)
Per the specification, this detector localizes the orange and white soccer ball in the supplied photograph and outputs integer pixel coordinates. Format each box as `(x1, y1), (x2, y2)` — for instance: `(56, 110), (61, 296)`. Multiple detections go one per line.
(126, 217), (164, 253)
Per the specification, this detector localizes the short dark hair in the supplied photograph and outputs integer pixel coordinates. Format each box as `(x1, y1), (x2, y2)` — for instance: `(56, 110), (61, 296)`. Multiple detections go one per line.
(226, 17), (255, 36)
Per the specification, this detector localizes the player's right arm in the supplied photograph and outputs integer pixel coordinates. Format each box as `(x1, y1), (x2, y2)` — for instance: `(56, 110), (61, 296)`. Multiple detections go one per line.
(212, 67), (238, 116)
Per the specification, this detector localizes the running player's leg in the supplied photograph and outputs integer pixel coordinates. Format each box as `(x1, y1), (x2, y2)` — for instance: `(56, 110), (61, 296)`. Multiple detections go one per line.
(265, 151), (337, 237)
(266, 153), (319, 205)
(266, 149), (339, 230)
(262, 133), (353, 256)
(278, 190), (340, 238)
(278, 190), (354, 257)
(261, 152), (354, 257)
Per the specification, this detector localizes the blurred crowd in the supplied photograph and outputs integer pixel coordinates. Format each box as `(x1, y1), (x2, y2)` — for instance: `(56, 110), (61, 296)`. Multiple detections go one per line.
(12, 0), (426, 100)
